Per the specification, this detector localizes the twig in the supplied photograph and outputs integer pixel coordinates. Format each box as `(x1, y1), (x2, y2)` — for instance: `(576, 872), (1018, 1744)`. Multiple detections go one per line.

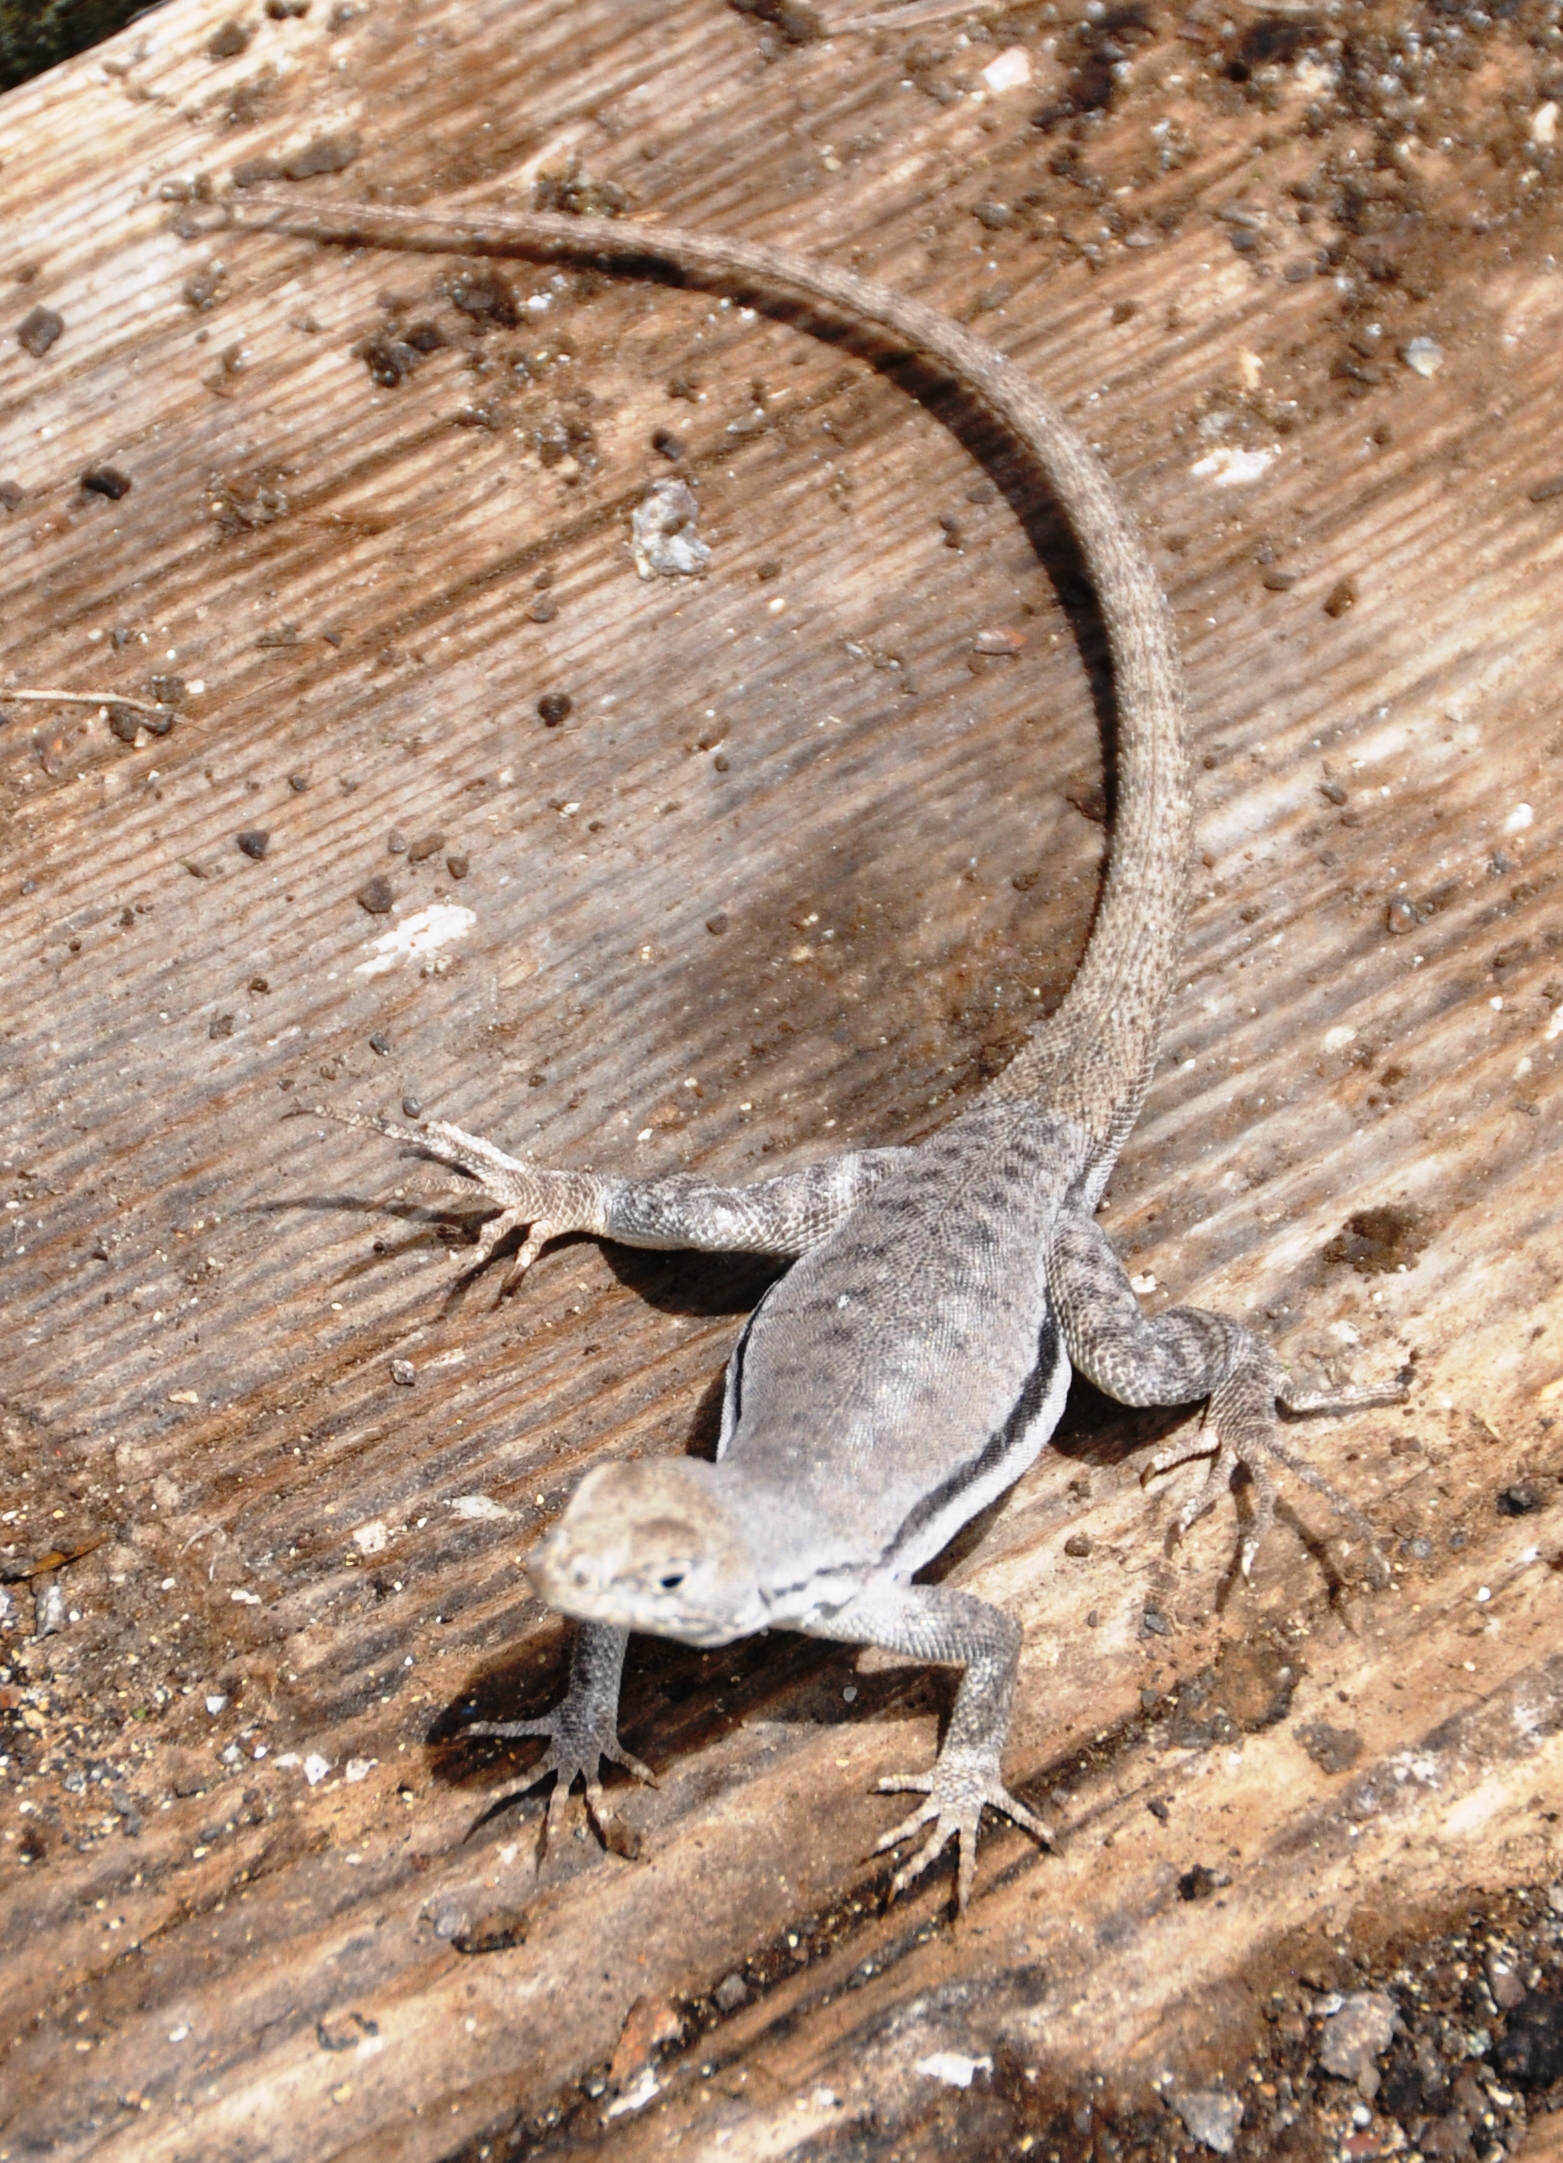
(0, 686), (168, 716)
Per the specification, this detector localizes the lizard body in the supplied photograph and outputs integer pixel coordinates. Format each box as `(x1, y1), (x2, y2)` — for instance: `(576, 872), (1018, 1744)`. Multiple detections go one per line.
(233, 195), (1397, 1908)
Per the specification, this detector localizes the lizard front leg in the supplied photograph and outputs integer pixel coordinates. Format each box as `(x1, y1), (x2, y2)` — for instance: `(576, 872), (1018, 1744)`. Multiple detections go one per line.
(465, 1620), (652, 1853)
(1049, 1209), (1401, 1581)
(317, 1102), (908, 1288)
(818, 1581), (1052, 1914)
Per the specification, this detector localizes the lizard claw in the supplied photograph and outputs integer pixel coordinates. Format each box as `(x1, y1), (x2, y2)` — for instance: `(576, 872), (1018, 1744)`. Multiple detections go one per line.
(464, 1712), (656, 1856)
(872, 1748), (1051, 1914)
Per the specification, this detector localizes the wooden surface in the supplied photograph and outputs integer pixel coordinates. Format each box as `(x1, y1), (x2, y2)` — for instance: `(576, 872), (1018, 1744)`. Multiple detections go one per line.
(2, 0), (1561, 2157)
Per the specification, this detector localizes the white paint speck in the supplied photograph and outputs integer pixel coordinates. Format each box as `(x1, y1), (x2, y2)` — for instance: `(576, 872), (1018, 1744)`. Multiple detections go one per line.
(448, 1494), (513, 1521)
(229, 1587), (261, 1605)
(303, 1754), (332, 1786)
(1403, 336), (1443, 378)
(916, 2053), (993, 2089)
(1323, 1024), (1357, 1053)
(981, 45), (1032, 91)
(1532, 100), (1559, 144)
(344, 1757), (376, 1783)
(1504, 802), (1533, 833)
(356, 903), (477, 978)
(204, 1694), (227, 1715)
(353, 1520), (389, 1555)
(1130, 1272), (1157, 1295)
(1190, 446), (1276, 487)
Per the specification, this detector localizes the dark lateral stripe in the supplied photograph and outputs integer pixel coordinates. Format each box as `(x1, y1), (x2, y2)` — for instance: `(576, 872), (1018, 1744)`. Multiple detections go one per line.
(717, 1279), (780, 1458)
(884, 1307), (1062, 1567)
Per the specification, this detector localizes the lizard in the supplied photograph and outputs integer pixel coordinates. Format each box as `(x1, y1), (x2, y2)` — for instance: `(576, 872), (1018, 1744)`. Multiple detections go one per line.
(230, 193), (1399, 1911)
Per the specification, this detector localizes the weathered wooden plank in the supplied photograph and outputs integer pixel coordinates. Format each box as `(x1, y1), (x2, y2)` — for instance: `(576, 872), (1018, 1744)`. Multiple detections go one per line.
(1, 1), (1561, 2159)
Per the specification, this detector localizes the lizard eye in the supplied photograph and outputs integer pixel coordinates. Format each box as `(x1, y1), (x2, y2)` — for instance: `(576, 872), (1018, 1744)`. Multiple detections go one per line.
(658, 1570), (686, 1592)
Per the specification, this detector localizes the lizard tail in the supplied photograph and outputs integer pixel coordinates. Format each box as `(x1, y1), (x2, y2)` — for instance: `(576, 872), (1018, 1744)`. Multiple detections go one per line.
(227, 197), (1191, 1175)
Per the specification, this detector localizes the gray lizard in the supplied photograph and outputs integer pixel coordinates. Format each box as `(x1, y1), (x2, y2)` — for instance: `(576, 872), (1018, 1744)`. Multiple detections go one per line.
(238, 196), (1398, 1910)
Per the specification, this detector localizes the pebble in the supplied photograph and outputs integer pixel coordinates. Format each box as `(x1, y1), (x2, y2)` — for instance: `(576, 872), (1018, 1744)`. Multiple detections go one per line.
(236, 829), (270, 861)
(1403, 336), (1443, 377)
(390, 1360), (416, 1387)
(1318, 1992), (1398, 2095)
(538, 691), (572, 726)
(357, 874), (394, 915)
(1173, 2089), (1242, 2154)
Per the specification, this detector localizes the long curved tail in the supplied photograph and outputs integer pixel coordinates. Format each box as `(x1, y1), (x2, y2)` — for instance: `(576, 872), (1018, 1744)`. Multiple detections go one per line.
(229, 196), (1191, 1179)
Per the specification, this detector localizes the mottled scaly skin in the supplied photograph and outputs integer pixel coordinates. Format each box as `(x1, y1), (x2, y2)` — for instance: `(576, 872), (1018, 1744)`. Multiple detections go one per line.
(258, 199), (1400, 1910)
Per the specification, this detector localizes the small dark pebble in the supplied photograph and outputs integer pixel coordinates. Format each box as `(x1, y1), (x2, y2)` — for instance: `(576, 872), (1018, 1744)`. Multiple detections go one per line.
(236, 829), (271, 861)
(446, 853), (470, 880)
(209, 1014), (235, 1040)
(0, 481), (22, 511)
(529, 594), (558, 623)
(357, 875), (395, 915)
(1448, 1528), (1468, 1549)
(527, 1071), (546, 1087)
(967, 480), (997, 504)
(1085, 1609), (1100, 1627)
(256, 624), (299, 649)
(667, 374), (699, 402)
(651, 428), (686, 460)
(1261, 568), (1297, 591)
(1146, 1796), (1171, 1822)
(1527, 474), (1563, 504)
(705, 912), (729, 935)
(727, 0), (825, 45)
(538, 691), (572, 726)
(1320, 780), (1348, 805)
(533, 567), (553, 590)
(938, 511), (963, 546)
(1323, 575), (1358, 618)
(449, 266), (518, 329)
(283, 133), (359, 180)
(713, 752), (729, 772)
(82, 466), (132, 501)
(207, 18), (253, 58)
(755, 560), (782, 581)
(249, 975), (270, 994)
(387, 829), (409, 855)
(1177, 1863), (1228, 1901)
(1295, 1719), (1363, 1774)
(288, 772), (310, 793)
(1142, 1607), (1170, 1636)
(266, 0), (310, 17)
(149, 676), (185, 709)
(1063, 1532), (1093, 1558)
(361, 336), (421, 388)
(407, 831), (445, 863)
(1387, 895), (1416, 935)
(369, 1033), (391, 1056)
(17, 306), (63, 359)
(404, 321), (446, 354)
(107, 707), (144, 745)
(1495, 1989), (1563, 2087)
(322, 627), (344, 649)
(232, 156), (283, 188)
(401, 1093), (422, 1120)
(1497, 1483), (1540, 1516)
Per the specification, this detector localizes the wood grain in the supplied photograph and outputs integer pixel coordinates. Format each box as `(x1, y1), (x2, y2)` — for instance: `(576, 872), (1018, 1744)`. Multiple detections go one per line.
(1, 1), (1560, 2157)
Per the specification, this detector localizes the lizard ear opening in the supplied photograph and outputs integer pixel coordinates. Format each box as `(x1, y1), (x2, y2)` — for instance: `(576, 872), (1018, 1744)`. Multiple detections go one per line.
(527, 1458), (763, 1646)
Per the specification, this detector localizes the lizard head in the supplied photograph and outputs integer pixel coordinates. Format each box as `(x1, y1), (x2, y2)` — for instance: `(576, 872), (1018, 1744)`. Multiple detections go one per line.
(527, 1457), (765, 1646)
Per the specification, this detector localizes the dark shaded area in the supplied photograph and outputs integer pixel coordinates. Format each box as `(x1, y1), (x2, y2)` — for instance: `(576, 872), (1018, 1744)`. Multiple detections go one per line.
(0, 0), (156, 90)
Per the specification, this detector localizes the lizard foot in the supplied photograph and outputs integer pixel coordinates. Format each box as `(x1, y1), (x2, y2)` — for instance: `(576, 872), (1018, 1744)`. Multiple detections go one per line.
(1145, 1369), (1393, 1586)
(873, 1747), (1052, 1914)
(465, 1709), (655, 1856)
(309, 1102), (607, 1290)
